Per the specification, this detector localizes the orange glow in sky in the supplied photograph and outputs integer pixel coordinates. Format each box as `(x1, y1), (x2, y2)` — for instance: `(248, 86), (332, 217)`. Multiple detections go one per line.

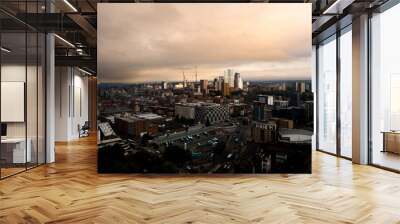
(98, 4), (311, 83)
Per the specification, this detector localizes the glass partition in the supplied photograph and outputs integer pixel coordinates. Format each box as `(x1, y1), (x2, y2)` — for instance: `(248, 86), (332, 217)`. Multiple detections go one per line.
(0, 3), (46, 179)
(339, 27), (352, 158)
(1, 31), (28, 177)
(27, 31), (38, 169)
(371, 3), (400, 171)
(317, 35), (337, 154)
(38, 32), (46, 165)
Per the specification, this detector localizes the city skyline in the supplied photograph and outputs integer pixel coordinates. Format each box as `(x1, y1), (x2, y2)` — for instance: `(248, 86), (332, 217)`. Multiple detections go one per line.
(98, 76), (312, 85)
(98, 4), (311, 83)
(98, 76), (312, 87)
(98, 78), (313, 174)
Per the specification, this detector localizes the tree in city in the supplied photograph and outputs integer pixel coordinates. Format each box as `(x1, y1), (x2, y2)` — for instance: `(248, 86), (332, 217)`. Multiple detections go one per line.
(159, 161), (178, 173)
(205, 118), (211, 127)
(141, 133), (153, 145)
(301, 91), (313, 101)
(163, 145), (192, 168)
(213, 141), (226, 154)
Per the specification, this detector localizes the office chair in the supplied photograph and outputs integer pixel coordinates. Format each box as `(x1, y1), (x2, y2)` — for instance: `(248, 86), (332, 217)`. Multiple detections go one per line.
(79, 121), (90, 138)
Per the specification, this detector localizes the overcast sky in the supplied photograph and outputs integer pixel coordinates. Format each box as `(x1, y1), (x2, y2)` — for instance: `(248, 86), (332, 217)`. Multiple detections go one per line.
(98, 4), (311, 83)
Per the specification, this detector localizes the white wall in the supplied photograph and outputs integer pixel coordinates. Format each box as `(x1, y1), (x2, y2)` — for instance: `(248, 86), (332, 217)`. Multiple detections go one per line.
(71, 73), (89, 138)
(55, 67), (89, 141)
(1, 63), (46, 164)
(55, 67), (70, 141)
(1, 65), (36, 138)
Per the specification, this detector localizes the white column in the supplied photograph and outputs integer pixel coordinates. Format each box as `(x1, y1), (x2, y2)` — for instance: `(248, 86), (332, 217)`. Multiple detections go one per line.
(55, 67), (73, 141)
(312, 45), (317, 151)
(352, 14), (369, 164)
(46, 33), (55, 163)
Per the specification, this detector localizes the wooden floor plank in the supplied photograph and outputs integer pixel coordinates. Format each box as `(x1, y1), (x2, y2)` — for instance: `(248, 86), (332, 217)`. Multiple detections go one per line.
(0, 135), (400, 223)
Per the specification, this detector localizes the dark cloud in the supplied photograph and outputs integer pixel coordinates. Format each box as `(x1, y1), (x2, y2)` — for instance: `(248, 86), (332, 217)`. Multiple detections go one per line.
(98, 4), (311, 83)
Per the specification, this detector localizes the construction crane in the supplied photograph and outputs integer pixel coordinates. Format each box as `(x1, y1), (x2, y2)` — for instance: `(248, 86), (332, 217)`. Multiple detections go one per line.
(182, 70), (187, 87)
(195, 66), (198, 83)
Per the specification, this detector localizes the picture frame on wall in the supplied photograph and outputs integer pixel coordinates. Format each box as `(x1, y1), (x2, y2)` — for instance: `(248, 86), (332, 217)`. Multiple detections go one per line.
(97, 3), (313, 174)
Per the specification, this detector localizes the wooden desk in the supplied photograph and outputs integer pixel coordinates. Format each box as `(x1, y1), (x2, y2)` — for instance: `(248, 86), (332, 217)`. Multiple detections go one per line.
(1, 138), (31, 164)
(382, 131), (400, 154)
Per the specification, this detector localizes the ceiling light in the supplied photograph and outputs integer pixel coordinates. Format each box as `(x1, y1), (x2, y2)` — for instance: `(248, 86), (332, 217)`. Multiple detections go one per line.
(1, 47), (11, 53)
(76, 48), (85, 55)
(78, 67), (93, 76)
(63, 0), (78, 12)
(54, 34), (75, 48)
(323, 0), (355, 15)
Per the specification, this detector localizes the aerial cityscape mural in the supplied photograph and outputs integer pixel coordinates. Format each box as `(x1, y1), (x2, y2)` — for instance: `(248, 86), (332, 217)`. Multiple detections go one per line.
(97, 4), (313, 173)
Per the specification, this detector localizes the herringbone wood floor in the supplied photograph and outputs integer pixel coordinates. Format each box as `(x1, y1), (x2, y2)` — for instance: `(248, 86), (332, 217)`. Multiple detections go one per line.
(1, 136), (400, 224)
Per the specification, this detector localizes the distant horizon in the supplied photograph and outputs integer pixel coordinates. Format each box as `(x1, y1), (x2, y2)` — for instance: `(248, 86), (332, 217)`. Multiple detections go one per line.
(98, 79), (312, 85)
(98, 77), (313, 84)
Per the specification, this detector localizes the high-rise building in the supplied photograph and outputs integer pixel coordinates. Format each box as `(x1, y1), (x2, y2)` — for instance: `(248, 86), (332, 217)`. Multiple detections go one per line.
(257, 95), (267, 104)
(243, 81), (250, 91)
(200, 79), (208, 94)
(253, 101), (271, 121)
(280, 82), (287, 91)
(267, 96), (274, 106)
(274, 100), (289, 109)
(161, 81), (168, 90)
(132, 101), (140, 113)
(183, 71), (187, 88)
(270, 117), (294, 129)
(234, 72), (243, 89)
(196, 85), (202, 95)
(305, 82), (311, 92)
(251, 121), (277, 143)
(300, 82), (306, 93)
(215, 76), (224, 92)
(304, 101), (314, 122)
(224, 69), (235, 88)
(175, 83), (184, 89)
(223, 82), (230, 96)
(296, 81), (306, 93)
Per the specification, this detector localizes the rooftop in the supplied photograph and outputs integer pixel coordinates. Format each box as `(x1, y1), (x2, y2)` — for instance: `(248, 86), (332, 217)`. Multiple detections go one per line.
(176, 102), (222, 108)
(116, 113), (163, 122)
(279, 128), (313, 136)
